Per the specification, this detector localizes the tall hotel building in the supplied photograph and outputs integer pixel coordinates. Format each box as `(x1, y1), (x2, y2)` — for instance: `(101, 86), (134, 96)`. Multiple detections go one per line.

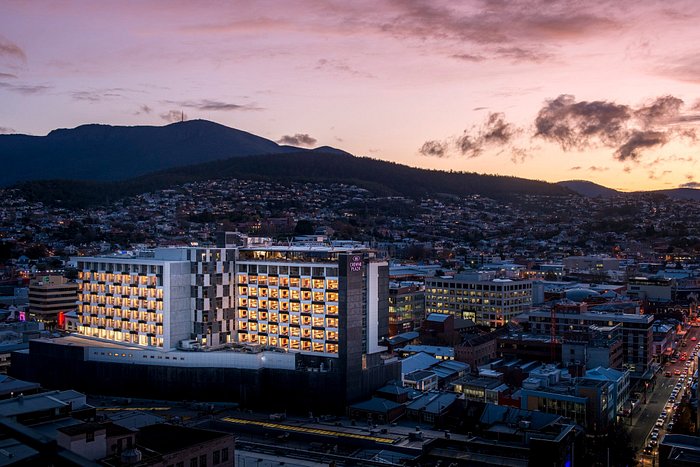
(425, 272), (532, 328)
(24, 237), (400, 411)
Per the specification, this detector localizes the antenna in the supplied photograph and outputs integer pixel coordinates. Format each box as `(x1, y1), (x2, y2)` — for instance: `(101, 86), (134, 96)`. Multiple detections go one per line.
(181, 110), (184, 122)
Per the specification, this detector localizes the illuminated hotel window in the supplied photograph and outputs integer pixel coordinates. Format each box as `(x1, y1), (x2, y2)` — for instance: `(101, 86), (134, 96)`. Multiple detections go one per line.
(326, 343), (338, 353)
(269, 289), (278, 299)
(326, 279), (338, 290)
(327, 306), (338, 315)
(269, 324), (278, 334)
(312, 342), (324, 352)
(238, 286), (248, 295)
(280, 326), (289, 336)
(290, 340), (300, 350)
(290, 278), (300, 288)
(269, 301), (279, 311)
(268, 276), (278, 286)
(302, 303), (311, 313)
(239, 333), (248, 342)
(258, 275), (267, 285)
(280, 313), (289, 323)
(327, 331), (338, 340)
(280, 302), (289, 312)
(313, 317), (324, 327)
(291, 290), (300, 300)
(259, 300), (268, 310)
(237, 274), (247, 284)
(269, 336), (278, 346)
(312, 279), (325, 289)
(301, 328), (311, 338)
(249, 287), (258, 297)
(301, 278), (311, 288)
(280, 337), (289, 347)
(250, 299), (258, 308)
(248, 275), (257, 284)
(280, 289), (290, 299)
(301, 291), (311, 301)
(326, 292), (338, 302)
(312, 330), (324, 339)
(313, 304), (324, 314)
(313, 292), (324, 301)
(301, 341), (311, 351)
(291, 327), (300, 337)
(259, 336), (268, 346)
(238, 309), (247, 319)
(280, 277), (289, 287)
(259, 311), (268, 321)
(291, 302), (300, 313)
(269, 312), (278, 322)
(259, 288), (268, 297)
(250, 322), (258, 331)
(290, 315), (300, 325)
(301, 316), (311, 325)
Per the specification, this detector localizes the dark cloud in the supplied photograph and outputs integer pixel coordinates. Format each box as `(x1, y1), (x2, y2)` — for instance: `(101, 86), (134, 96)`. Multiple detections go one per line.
(160, 110), (187, 122)
(570, 166), (582, 170)
(0, 81), (51, 95)
(0, 126), (14, 134)
(276, 133), (318, 147)
(493, 46), (553, 63)
(614, 130), (668, 162)
(451, 53), (485, 62)
(136, 104), (152, 115)
(535, 94), (700, 163)
(680, 181), (700, 188)
(457, 112), (519, 157)
(635, 95), (684, 127)
(0, 36), (25, 61)
(169, 99), (262, 111)
(687, 174), (695, 181)
(588, 166), (609, 172)
(0, 72), (17, 79)
(379, 1), (620, 63)
(661, 52), (700, 83)
(419, 140), (448, 158)
(534, 94), (631, 150)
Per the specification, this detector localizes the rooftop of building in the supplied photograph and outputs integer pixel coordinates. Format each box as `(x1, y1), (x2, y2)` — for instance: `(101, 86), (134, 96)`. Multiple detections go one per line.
(136, 424), (231, 454)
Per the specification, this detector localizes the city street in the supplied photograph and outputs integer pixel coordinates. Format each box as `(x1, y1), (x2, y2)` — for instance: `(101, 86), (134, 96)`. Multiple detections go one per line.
(631, 324), (700, 465)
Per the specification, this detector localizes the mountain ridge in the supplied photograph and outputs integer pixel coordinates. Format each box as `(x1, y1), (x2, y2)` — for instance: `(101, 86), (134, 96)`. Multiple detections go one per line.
(0, 119), (319, 185)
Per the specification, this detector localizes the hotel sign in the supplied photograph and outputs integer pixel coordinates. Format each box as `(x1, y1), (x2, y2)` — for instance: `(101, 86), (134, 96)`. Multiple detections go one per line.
(349, 255), (363, 272)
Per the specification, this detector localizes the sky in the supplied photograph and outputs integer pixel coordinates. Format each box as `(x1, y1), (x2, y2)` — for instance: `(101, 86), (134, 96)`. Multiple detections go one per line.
(2, 0), (700, 191)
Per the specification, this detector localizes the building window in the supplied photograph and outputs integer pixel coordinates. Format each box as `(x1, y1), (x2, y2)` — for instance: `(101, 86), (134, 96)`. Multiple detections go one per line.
(199, 455), (207, 466)
(86, 431), (95, 442)
(221, 448), (229, 462)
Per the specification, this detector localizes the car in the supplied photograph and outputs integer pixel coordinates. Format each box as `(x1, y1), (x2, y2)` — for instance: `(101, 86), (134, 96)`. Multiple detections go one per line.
(671, 359), (678, 363)
(662, 411), (668, 417)
(666, 371), (673, 377)
(650, 439), (658, 446)
(644, 445), (654, 454)
(692, 336), (697, 341)
(676, 369), (682, 375)
(668, 422), (675, 431)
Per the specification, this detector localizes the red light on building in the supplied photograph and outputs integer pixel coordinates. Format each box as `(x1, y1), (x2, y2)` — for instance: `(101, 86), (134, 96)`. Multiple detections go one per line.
(57, 311), (65, 329)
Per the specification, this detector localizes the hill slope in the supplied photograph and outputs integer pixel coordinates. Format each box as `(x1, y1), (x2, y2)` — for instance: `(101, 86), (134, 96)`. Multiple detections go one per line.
(0, 120), (307, 185)
(16, 151), (573, 208)
(557, 180), (620, 197)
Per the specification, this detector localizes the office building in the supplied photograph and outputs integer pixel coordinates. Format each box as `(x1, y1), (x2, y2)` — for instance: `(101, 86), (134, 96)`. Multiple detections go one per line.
(27, 274), (78, 329)
(425, 274), (532, 328)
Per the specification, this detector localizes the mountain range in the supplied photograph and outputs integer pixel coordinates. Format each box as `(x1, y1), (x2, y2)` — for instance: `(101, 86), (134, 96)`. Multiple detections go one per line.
(558, 179), (700, 201)
(2, 120), (698, 206)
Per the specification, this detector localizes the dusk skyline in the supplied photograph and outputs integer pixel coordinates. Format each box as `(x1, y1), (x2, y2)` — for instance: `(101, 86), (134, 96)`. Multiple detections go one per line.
(2, 0), (700, 191)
